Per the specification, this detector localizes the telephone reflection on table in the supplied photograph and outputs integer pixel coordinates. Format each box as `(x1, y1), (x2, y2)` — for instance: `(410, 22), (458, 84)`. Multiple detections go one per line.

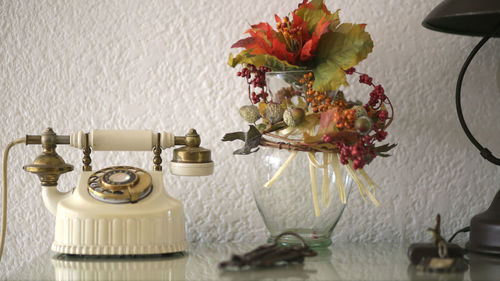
(0, 127), (214, 261)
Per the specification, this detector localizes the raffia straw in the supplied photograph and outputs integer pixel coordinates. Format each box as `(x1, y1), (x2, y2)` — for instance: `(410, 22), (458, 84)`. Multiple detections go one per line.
(309, 160), (321, 217)
(322, 152), (331, 208)
(264, 151), (298, 188)
(307, 152), (328, 168)
(359, 169), (381, 193)
(345, 164), (366, 201)
(346, 164), (380, 206)
(279, 127), (299, 138)
(308, 152), (331, 207)
(331, 153), (346, 204)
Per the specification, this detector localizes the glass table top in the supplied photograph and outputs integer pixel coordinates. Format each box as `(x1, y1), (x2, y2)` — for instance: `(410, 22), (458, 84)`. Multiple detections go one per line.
(4, 242), (500, 281)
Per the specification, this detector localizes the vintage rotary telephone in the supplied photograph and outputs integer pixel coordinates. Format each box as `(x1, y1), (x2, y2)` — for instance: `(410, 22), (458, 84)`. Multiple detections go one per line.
(0, 127), (213, 259)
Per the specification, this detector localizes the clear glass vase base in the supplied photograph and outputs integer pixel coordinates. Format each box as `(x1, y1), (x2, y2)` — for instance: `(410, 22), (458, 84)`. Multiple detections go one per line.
(268, 229), (332, 248)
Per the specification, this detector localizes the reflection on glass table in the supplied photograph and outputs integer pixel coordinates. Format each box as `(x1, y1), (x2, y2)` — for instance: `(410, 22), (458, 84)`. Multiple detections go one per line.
(6, 242), (500, 280)
(52, 252), (187, 281)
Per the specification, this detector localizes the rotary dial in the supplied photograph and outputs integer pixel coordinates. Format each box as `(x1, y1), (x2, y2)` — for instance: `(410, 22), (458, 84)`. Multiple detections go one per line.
(88, 166), (152, 204)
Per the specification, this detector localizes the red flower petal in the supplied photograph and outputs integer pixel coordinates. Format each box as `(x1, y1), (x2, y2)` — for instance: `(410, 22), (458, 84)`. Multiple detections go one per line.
(274, 14), (281, 24)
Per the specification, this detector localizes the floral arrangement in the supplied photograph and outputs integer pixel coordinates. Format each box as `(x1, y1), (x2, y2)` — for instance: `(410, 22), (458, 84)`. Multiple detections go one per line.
(222, 0), (395, 214)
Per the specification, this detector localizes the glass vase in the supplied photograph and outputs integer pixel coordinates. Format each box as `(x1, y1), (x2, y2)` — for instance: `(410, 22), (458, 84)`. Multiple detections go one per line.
(251, 148), (353, 248)
(265, 70), (309, 104)
(248, 70), (353, 247)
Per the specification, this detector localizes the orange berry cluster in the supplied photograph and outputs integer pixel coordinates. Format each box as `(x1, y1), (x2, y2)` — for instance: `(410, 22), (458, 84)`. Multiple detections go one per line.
(276, 16), (302, 39)
(301, 72), (333, 113)
(334, 99), (347, 109)
(333, 108), (356, 129)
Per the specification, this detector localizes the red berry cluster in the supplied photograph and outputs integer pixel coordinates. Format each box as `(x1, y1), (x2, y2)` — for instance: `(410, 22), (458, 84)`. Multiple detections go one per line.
(336, 139), (376, 170)
(368, 85), (386, 108)
(378, 110), (389, 122)
(358, 74), (386, 108)
(323, 133), (377, 169)
(345, 67), (356, 75)
(345, 69), (390, 112)
(320, 68), (393, 170)
(237, 64), (270, 104)
(373, 123), (388, 142)
(332, 116), (388, 169)
(322, 134), (333, 143)
(359, 74), (373, 85)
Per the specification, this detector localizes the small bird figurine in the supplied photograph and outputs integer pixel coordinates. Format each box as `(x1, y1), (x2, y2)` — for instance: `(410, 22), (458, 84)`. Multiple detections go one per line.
(427, 214), (448, 258)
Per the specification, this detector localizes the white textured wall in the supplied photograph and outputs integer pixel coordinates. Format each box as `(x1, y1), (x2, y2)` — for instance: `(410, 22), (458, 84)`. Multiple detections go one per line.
(1, 0), (499, 276)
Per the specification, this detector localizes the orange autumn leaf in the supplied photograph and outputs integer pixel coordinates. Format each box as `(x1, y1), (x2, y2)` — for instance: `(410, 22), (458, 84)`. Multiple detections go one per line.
(300, 15), (331, 61)
(231, 22), (297, 65)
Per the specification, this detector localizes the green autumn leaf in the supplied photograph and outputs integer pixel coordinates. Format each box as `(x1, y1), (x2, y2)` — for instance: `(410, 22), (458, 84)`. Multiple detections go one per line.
(228, 50), (305, 71)
(296, 114), (319, 134)
(265, 121), (287, 133)
(295, 0), (340, 34)
(312, 23), (373, 92)
(312, 63), (347, 92)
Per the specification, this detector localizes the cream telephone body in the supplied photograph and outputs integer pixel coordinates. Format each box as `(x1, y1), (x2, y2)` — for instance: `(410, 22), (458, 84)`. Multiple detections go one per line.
(1, 128), (213, 259)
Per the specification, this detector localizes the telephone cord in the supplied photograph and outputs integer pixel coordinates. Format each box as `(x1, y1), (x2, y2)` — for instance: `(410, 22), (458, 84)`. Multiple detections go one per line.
(0, 138), (25, 262)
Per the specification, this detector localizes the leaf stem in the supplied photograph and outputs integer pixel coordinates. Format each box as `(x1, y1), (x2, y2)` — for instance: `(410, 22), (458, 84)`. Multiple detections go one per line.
(383, 96), (394, 130)
(263, 132), (303, 144)
(260, 138), (337, 153)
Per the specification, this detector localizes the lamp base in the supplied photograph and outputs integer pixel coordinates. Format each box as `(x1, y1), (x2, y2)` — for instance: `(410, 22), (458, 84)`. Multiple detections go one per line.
(467, 190), (500, 255)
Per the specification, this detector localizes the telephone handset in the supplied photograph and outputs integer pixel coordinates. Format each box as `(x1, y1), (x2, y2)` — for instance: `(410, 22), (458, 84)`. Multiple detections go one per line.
(1, 128), (213, 259)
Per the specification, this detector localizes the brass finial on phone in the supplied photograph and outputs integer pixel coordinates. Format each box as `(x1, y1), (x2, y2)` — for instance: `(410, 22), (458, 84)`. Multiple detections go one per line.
(172, 129), (212, 164)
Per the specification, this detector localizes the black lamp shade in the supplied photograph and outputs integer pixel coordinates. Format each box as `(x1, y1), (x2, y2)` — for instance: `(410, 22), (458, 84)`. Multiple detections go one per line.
(422, 0), (500, 37)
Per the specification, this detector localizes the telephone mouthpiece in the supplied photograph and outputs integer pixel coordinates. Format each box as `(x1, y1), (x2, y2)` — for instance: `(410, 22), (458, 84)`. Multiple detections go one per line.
(170, 145), (214, 176)
(169, 161), (214, 177)
(23, 128), (74, 186)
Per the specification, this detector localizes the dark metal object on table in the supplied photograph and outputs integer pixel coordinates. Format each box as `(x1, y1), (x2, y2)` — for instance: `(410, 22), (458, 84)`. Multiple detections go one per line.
(408, 243), (463, 266)
(408, 215), (467, 273)
(219, 232), (317, 269)
(423, 0), (500, 256)
(467, 191), (500, 255)
(422, 0), (500, 37)
(467, 251), (500, 281)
